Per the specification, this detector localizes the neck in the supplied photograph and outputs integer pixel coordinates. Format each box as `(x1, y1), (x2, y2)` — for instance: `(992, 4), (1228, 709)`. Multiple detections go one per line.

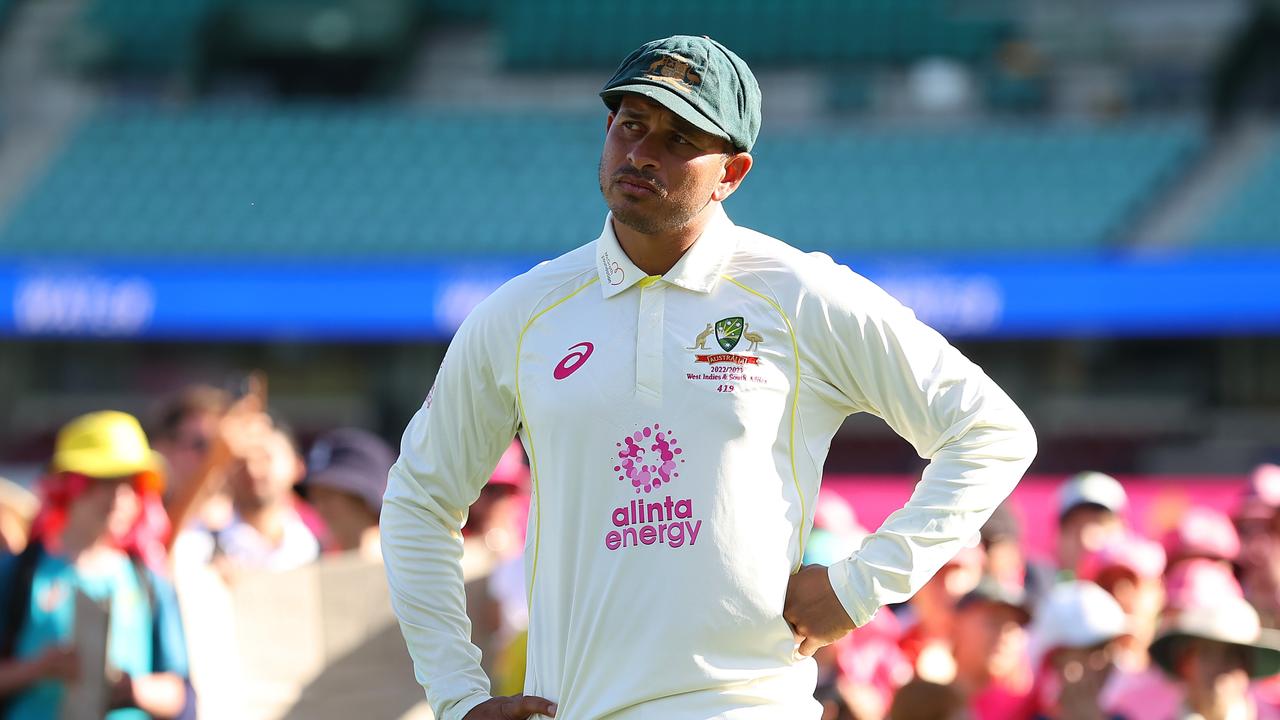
(239, 503), (289, 545)
(612, 204), (718, 276)
(1188, 689), (1250, 720)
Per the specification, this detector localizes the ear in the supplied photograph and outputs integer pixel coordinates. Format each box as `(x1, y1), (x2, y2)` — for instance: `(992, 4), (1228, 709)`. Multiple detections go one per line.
(605, 112), (616, 133)
(712, 152), (753, 202)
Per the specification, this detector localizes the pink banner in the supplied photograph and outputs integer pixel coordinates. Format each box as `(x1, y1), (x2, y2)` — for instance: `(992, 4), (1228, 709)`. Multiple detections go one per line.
(823, 474), (1249, 563)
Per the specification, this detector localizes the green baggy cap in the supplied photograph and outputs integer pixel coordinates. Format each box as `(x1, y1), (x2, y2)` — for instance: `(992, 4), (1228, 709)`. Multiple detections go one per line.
(600, 35), (762, 153)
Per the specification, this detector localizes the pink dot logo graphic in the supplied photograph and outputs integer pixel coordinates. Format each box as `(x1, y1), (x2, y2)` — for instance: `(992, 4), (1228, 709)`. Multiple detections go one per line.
(613, 423), (685, 494)
(554, 342), (593, 380)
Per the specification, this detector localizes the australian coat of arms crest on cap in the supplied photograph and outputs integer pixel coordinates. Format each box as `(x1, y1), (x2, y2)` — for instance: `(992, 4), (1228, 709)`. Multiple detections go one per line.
(644, 53), (702, 93)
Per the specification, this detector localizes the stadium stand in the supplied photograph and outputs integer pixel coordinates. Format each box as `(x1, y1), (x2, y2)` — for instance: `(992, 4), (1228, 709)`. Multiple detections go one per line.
(734, 121), (1201, 255)
(67, 0), (221, 73)
(0, 106), (1199, 259)
(499, 0), (1015, 68)
(1194, 128), (1280, 248)
(66, 0), (419, 79)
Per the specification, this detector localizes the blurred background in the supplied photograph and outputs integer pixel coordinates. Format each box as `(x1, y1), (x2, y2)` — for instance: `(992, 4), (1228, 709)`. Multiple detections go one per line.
(0, 0), (1279, 479)
(0, 1), (1279, 719)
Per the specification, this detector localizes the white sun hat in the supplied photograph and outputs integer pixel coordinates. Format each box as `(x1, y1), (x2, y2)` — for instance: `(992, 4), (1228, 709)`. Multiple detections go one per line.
(1029, 580), (1129, 668)
(1057, 471), (1128, 519)
(1150, 595), (1280, 680)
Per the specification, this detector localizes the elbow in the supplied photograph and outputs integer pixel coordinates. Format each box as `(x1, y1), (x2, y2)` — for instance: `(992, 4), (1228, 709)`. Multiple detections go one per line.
(1013, 407), (1034, 461)
(1015, 411), (1038, 467)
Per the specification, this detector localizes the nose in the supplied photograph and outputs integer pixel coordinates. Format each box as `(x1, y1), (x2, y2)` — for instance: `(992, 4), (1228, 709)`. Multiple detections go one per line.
(626, 130), (661, 171)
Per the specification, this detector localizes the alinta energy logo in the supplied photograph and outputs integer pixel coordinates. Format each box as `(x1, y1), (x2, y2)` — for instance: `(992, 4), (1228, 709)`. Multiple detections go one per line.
(606, 423), (702, 551)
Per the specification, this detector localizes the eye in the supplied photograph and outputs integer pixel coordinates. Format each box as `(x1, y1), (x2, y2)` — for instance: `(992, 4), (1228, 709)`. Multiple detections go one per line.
(672, 134), (692, 146)
(620, 120), (642, 132)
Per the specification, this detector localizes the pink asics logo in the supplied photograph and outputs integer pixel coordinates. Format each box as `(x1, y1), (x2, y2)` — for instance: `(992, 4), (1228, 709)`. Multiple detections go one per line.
(553, 342), (593, 380)
(614, 423), (684, 494)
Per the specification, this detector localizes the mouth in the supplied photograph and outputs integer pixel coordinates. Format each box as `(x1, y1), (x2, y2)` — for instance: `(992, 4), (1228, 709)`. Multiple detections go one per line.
(614, 175), (661, 196)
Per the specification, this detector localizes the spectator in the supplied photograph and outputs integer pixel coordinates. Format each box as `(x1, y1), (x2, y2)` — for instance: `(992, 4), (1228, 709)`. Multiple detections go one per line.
(1237, 465), (1280, 629)
(951, 577), (1036, 720)
(182, 413), (319, 573)
(900, 542), (986, 682)
(0, 476), (38, 554)
(805, 490), (900, 720)
(0, 411), (190, 719)
(1104, 559), (1254, 720)
(460, 442), (532, 691)
(831, 610), (912, 720)
(1056, 472), (1128, 580)
(305, 428), (395, 561)
(1148, 593), (1280, 720)
(461, 442), (530, 577)
(1079, 532), (1167, 669)
(1162, 507), (1240, 576)
(150, 385), (233, 540)
(888, 679), (971, 720)
(981, 500), (1054, 608)
(1029, 581), (1129, 720)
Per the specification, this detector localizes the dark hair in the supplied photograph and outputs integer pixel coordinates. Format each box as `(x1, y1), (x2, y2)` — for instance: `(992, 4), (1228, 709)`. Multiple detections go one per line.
(150, 385), (230, 441)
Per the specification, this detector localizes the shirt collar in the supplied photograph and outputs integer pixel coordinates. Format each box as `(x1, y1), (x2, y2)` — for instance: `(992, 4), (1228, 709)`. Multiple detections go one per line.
(595, 207), (736, 299)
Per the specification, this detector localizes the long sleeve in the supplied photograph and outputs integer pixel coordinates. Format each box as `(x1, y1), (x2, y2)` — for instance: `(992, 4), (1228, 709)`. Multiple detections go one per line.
(803, 264), (1037, 627)
(381, 295), (521, 720)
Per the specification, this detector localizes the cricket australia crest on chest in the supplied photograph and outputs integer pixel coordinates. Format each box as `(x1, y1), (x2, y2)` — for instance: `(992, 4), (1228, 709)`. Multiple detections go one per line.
(681, 311), (788, 393)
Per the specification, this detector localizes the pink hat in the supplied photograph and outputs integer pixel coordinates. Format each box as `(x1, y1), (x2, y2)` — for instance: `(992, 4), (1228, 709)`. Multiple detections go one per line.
(1164, 557), (1243, 610)
(1078, 532), (1166, 581)
(1163, 506), (1240, 563)
(488, 441), (529, 491)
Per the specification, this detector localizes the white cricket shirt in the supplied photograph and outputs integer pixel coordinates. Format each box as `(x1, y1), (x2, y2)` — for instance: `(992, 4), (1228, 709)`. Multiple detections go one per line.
(382, 207), (1036, 720)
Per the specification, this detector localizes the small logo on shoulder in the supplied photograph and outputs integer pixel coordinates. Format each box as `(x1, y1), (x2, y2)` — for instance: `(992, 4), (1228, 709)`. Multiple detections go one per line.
(554, 342), (594, 380)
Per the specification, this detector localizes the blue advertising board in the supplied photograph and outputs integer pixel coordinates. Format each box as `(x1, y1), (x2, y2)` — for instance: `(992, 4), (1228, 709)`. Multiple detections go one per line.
(1, 252), (1278, 340)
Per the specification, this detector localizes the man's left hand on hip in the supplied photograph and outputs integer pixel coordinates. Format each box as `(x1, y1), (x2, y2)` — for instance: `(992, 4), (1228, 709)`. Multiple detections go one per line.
(783, 564), (857, 657)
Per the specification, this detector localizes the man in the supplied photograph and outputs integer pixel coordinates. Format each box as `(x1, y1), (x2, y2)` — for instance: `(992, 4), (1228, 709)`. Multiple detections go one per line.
(1028, 581), (1129, 720)
(951, 578), (1035, 720)
(382, 35), (1036, 720)
(1147, 593), (1280, 720)
(1056, 472), (1128, 579)
(900, 543), (987, 681)
(182, 416), (319, 573)
(305, 427), (396, 561)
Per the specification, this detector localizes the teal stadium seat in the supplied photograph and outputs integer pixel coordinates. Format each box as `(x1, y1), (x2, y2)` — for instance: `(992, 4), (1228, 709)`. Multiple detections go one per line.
(0, 107), (1198, 260)
(500, 0), (1013, 68)
(1194, 129), (1280, 249)
(69, 0), (222, 73)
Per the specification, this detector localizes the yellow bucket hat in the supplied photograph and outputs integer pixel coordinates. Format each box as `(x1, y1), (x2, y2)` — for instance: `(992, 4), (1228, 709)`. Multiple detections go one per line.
(50, 411), (165, 491)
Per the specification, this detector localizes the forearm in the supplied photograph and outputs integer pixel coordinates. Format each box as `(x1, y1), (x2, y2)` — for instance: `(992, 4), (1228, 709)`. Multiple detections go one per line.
(0, 658), (44, 697)
(382, 483), (491, 720)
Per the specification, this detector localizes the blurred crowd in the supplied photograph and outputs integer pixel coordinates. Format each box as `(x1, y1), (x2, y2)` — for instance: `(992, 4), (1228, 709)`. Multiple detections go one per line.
(2, 387), (1280, 720)
(0, 383), (534, 719)
(809, 465), (1280, 720)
